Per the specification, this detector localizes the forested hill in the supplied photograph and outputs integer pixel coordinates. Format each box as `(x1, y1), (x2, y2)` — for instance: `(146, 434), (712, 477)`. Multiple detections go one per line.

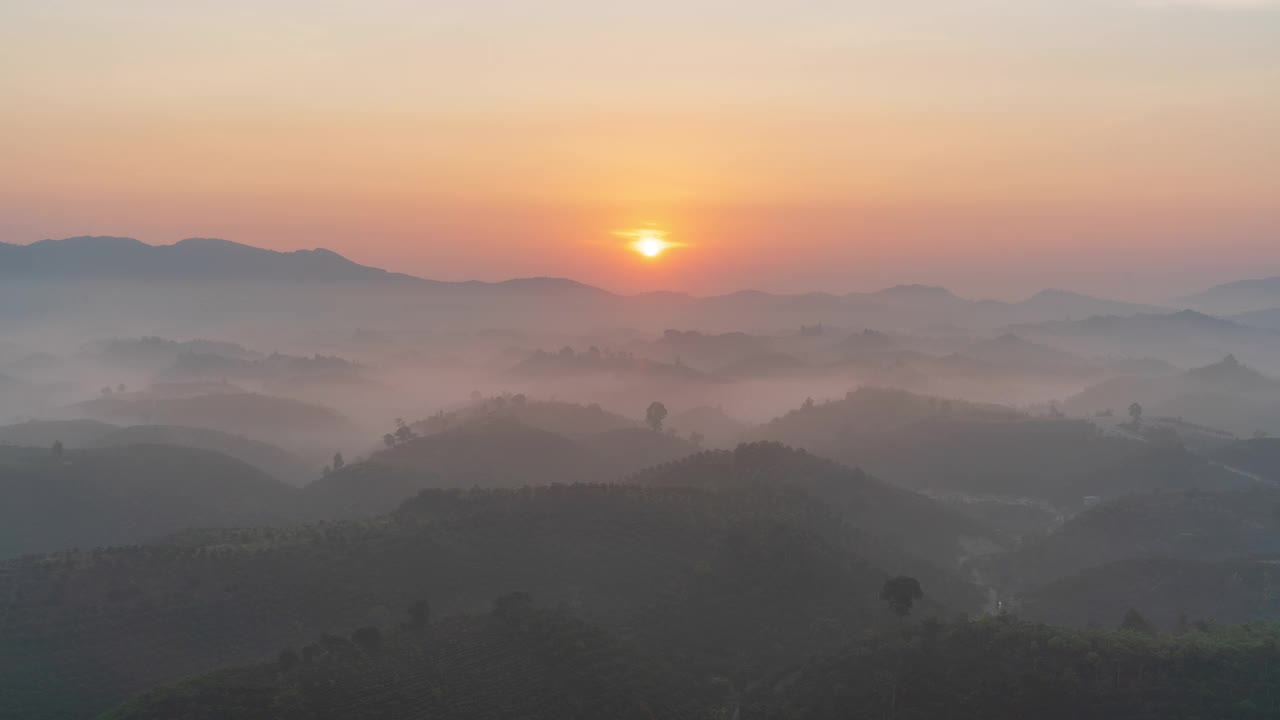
(754, 387), (1242, 505)
(0, 444), (298, 559)
(103, 600), (724, 720)
(747, 616), (1280, 720)
(630, 441), (1010, 569)
(301, 418), (696, 518)
(0, 483), (978, 720)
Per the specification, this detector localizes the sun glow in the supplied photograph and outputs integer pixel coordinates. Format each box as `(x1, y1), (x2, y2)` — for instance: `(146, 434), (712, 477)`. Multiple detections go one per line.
(635, 236), (667, 257)
(617, 228), (681, 260)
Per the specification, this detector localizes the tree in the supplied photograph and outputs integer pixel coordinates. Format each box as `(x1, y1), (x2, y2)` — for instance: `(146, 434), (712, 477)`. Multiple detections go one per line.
(392, 418), (417, 446)
(51, 440), (64, 460)
(1128, 402), (1144, 425)
(646, 401), (668, 432)
(332, 452), (345, 471)
(689, 431), (705, 448)
(802, 397), (815, 410)
(880, 576), (924, 617)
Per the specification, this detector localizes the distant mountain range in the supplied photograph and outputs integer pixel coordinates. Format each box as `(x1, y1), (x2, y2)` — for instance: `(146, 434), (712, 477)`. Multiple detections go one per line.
(1181, 276), (1280, 315)
(0, 236), (427, 286)
(0, 236), (617, 298)
(4, 236), (1167, 310)
(18, 236), (1280, 343)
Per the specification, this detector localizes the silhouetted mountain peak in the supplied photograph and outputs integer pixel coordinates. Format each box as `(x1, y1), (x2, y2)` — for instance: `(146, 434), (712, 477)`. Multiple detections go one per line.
(173, 236), (247, 249)
(495, 276), (613, 296)
(870, 284), (960, 302)
(1169, 308), (1228, 325)
(1181, 275), (1280, 313)
(1184, 354), (1273, 386)
(32, 235), (148, 250)
(0, 235), (404, 285)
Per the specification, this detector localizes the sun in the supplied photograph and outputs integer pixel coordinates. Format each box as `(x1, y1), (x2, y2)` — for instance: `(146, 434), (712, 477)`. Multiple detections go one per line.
(619, 228), (675, 259)
(614, 226), (684, 261)
(635, 235), (667, 258)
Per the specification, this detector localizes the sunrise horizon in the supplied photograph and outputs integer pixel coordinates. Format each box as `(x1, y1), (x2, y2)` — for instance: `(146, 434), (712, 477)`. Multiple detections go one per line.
(5, 1), (1279, 301)
(6, 231), (1272, 304)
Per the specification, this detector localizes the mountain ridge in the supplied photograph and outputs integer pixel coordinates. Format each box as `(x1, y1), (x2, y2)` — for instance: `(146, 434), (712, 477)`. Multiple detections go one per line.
(3, 236), (1171, 310)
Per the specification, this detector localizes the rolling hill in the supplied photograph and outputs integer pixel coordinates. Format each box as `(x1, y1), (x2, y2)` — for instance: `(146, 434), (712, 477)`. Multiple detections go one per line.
(1210, 437), (1280, 482)
(103, 603), (721, 720)
(0, 444), (298, 558)
(303, 419), (698, 518)
(0, 419), (119, 448)
(0, 483), (981, 720)
(993, 488), (1280, 591)
(629, 442), (1010, 571)
(747, 615), (1280, 720)
(0, 420), (317, 486)
(100, 425), (317, 487)
(1020, 557), (1280, 629)
(73, 391), (351, 447)
(755, 387), (1233, 506)
(1066, 355), (1280, 436)
(1181, 275), (1280, 314)
(411, 396), (637, 439)
(1014, 310), (1280, 371)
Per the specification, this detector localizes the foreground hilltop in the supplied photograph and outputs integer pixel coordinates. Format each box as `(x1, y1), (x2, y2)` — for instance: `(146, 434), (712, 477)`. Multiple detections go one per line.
(747, 616), (1280, 720)
(104, 601), (722, 720)
(0, 475), (982, 720)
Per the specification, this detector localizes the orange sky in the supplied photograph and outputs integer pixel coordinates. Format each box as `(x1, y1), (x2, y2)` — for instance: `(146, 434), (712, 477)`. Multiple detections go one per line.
(2, 1), (1278, 298)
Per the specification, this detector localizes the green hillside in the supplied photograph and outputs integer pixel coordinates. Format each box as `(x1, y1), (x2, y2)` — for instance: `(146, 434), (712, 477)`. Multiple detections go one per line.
(747, 615), (1280, 720)
(0, 483), (979, 720)
(630, 441), (1010, 570)
(995, 488), (1280, 591)
(0, 444), (298, 559)
(102, 601), (721, 720)
(1020, 557), (1280, 628)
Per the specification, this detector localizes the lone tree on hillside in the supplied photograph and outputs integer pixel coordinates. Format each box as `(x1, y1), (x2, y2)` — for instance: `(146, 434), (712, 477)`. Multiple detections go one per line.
(880, 576), (924, 617)
(646, 401), (668, 432)
(332, 452), (345, 471)
(51, 440), (64, 460)
(384, 419), (418, 448)
(1128, 402), (1144, 426)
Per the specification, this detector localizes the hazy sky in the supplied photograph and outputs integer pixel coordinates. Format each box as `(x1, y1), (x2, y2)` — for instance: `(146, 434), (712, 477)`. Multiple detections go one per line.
(2, 1), (1278, 299)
